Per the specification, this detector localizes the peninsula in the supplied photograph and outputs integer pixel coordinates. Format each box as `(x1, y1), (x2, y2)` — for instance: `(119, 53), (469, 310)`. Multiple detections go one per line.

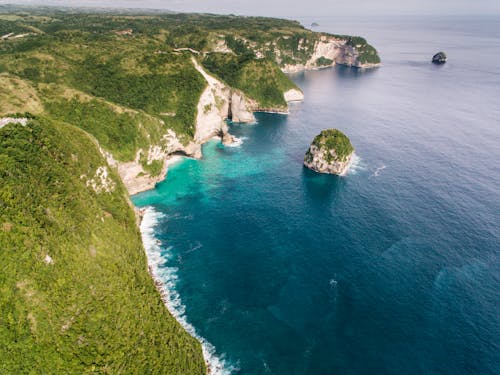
(0, 5), (379, 373)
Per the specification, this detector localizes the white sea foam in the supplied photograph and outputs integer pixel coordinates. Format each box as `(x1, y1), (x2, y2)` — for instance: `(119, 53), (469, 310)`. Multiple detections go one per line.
(140, 207), (235, 374)
(185, 241), (203, 254)
(165, 155), (184, 168)
(370, 165), (386, 178)
(230, 119), (258, 126)
(340, 153), (363, 176)
(225, 136), (246, 147)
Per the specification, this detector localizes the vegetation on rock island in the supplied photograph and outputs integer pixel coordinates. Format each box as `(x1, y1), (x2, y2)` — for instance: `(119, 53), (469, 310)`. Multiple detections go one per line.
(309, 128), (354, 163)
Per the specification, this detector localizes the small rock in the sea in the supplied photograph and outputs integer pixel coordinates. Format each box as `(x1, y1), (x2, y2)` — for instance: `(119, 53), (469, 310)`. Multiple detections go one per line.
(304, 129), (354, 175)
(432, 51), (447, 64)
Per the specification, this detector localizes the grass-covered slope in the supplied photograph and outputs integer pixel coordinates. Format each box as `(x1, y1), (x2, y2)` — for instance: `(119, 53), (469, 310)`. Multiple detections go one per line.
(202, 53), (298, 109)
(0, 118), (205, 374)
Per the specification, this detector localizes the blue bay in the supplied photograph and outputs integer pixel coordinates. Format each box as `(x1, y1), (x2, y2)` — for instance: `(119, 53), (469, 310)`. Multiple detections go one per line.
(133, 15), (500, 375)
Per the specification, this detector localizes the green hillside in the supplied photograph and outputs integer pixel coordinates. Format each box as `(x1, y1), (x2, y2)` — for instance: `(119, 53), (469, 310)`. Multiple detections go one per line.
(0, 117), (205, 373)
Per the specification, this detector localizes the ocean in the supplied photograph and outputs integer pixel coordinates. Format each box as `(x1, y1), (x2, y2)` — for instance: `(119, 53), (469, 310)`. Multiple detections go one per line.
(132, 15), (500, 374)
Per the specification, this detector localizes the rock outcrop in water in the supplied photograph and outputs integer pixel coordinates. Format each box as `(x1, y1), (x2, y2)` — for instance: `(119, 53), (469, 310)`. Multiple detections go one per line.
(432, 52), (447, 64)
(304, 129), (354, 175)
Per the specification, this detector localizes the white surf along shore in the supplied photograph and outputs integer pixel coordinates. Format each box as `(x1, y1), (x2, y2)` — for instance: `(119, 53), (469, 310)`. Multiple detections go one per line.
(140, 207), (237, 375)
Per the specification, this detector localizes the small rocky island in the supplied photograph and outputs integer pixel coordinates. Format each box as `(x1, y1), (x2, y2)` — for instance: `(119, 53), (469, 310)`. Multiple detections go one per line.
(432, 52), (447, 64)
(304, 129), (354, 175)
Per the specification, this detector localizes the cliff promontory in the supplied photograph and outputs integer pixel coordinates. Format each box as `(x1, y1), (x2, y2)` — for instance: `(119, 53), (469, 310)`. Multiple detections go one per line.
(304, 129), (354, 175)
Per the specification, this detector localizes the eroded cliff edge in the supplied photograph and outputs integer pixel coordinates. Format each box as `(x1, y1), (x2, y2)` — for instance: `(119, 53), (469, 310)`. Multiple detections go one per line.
(0, 10), (380, 196)
(116, 57), (305, 195)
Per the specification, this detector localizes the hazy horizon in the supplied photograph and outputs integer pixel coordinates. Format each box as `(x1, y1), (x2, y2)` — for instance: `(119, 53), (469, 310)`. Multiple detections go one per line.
(1, 0), (500, 17)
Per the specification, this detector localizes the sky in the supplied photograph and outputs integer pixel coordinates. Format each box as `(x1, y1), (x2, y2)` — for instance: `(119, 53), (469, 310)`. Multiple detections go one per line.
(2, 0), (499, 17)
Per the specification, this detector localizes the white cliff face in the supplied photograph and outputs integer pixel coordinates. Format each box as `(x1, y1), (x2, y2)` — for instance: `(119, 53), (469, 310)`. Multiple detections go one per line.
(116, 129), (189, 195)
(192, 57), (233, 144)
(284, 89), (304, 102)
(334, 44), (362, 68)
(304, 144), (353, 175)
(230, 92), (257, 123)
(194, 88), (225, 143)
(282, 36), (345, 73)
(192, 57), (256, 131)
(114, 59), (261, 195)
(99, 54), (310, 195)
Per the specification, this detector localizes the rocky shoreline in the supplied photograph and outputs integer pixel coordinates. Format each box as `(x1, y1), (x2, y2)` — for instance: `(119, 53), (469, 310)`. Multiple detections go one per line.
(110, 33), (377, 196)
(118, 62), (306, 196)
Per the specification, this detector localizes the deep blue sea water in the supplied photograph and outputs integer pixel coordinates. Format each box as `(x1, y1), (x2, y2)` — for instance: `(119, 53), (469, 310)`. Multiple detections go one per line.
(133, 16), (500, 374)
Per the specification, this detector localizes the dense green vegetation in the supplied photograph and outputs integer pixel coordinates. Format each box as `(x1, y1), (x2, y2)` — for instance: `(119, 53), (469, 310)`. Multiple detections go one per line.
(316, 56), (334, 66)
(312, 129), (354, 162)
(45, 98), (158, 161)
(346, 36), (381, 64)
(202, 53), (297, 109)
(0, 118), (205, 374)
(0, 33), (206, 148)
(72, 54), (206, 138)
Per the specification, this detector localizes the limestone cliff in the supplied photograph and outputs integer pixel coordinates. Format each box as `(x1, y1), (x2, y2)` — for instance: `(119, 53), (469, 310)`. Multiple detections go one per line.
(116, 58), (263, 195)
(284, 89), (305, 102)
(192, 57), (256, 143)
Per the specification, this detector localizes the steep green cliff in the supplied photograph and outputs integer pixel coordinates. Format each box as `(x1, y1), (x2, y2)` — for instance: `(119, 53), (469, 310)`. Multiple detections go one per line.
(0, 117), (205, 373)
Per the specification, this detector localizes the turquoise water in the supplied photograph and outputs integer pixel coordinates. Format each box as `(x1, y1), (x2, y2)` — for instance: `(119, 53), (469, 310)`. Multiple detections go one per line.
(133, 16), (500, 374)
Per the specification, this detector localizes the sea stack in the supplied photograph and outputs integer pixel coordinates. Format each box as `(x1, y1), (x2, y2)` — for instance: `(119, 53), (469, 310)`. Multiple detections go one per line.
(432, 52), (447, 64)
(304, 129), (354, 175)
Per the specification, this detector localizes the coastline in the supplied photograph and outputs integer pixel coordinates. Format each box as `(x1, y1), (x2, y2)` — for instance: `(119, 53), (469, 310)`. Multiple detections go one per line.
(129, 63), (372, 373)
(139, 207), (235, 375)
(130, 107), (286, 374)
